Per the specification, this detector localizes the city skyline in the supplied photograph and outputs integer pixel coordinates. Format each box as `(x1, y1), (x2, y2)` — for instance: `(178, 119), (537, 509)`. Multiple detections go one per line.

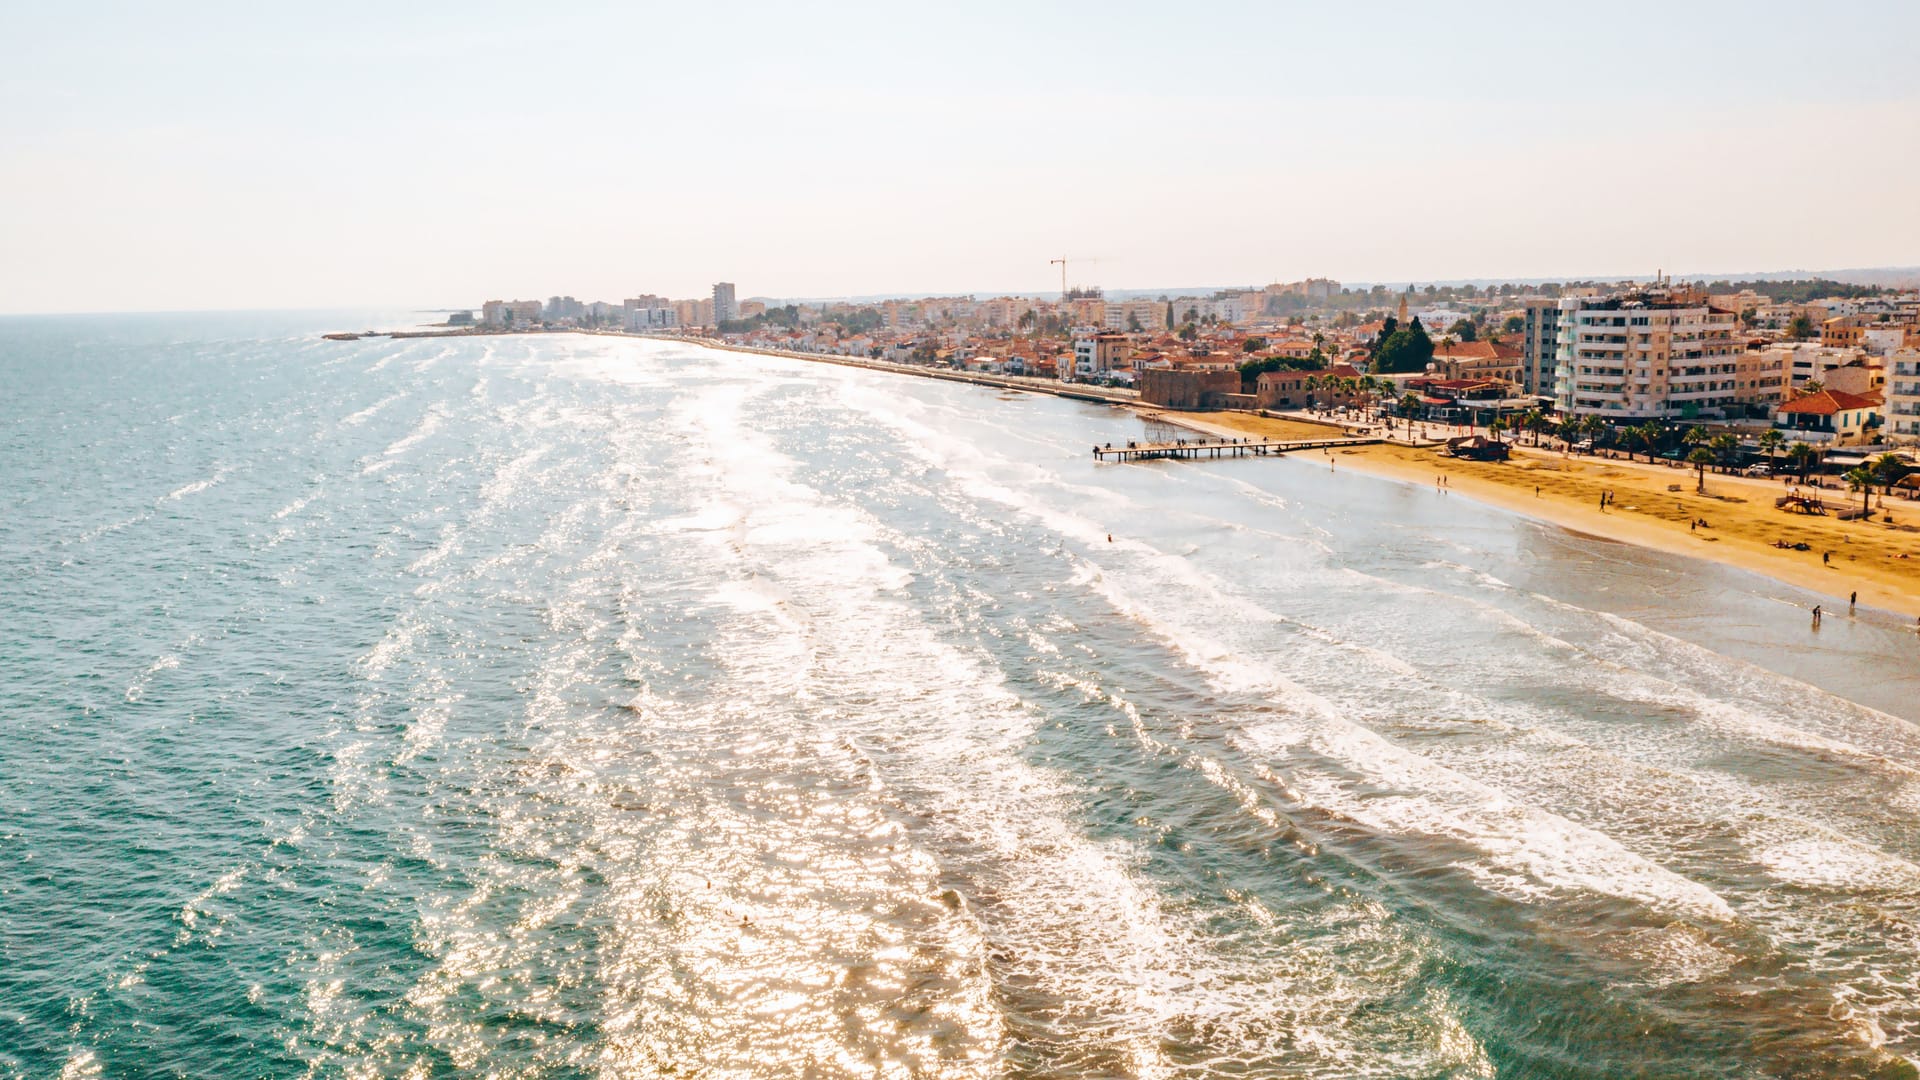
(3, 1), (1918, 313)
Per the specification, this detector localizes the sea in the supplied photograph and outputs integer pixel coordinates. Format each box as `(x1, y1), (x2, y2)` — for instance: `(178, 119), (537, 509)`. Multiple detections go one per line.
(4, 312), (1920, 1079)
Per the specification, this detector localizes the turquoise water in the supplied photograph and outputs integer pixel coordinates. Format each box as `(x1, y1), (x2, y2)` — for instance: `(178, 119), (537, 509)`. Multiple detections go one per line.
(4, 314), (1920, 1078)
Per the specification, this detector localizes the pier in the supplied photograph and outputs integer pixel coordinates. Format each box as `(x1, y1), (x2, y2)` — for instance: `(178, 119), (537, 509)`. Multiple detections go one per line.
(1093, 437), (1379, 462)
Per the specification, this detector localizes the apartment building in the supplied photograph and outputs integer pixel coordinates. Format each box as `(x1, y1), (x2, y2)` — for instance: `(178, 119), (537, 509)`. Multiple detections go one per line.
(1071, 331), (1128, 378)
(1521, 298), (1559, 398)
(1890, 348), (1920, 441)
(1103, 299), (1165, 332)
(623, 304), (678, 331)
(1552, 286), (1742, 420)
(481, 299), (544, 328)
(712, 282), (738, 324)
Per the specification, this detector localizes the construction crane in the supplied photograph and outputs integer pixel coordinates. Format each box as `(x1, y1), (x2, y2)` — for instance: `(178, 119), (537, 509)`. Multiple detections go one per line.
(1049, 256), (1105, 299)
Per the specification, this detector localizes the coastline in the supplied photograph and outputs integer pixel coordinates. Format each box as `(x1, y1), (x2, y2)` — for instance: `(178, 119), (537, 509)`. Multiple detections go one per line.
(1161, 410), (1920, 618)
(326, 328), (1920, 617)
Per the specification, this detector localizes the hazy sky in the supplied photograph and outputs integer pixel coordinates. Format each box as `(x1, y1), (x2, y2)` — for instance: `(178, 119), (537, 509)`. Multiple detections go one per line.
(3, 1), (1918, 312)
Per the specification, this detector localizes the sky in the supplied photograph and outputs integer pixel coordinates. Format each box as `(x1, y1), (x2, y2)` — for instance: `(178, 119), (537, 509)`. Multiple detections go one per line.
(2, 1), (1918, 313)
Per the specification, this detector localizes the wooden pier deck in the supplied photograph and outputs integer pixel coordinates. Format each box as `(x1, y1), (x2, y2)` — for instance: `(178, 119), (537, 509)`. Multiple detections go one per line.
(1092, 437), (1379, 462)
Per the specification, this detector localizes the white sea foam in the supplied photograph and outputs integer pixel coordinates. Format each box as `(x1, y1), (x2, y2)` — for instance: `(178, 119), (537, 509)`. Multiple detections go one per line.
(380, 406), (444, 457)
(156, 464), (231, 504)
(339, 392), (404, 427)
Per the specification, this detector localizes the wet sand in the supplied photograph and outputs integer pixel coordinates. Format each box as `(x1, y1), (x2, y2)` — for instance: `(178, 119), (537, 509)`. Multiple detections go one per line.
(1153, 409), (1920, 618)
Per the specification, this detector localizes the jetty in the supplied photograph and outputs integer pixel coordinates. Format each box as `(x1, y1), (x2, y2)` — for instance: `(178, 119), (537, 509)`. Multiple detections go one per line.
(1093, 437), (1378, 462)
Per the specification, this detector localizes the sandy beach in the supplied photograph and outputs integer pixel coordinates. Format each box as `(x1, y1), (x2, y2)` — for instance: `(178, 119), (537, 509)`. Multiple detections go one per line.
(1153, 408), (1920, 618)
(536, 333), (1920, 620)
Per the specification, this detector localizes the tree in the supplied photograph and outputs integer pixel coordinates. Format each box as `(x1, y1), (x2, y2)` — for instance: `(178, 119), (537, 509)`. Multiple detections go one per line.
(1356, 374), (1380, 412)
(1688, 447), (1717, 493)
(1582, 415), (1607, 448)
(1165, 302), (1175, 330)
(1757, 428), (1784, 472)
(1178, 322), (1198, 342)
(1872, 453), (1911, 495)
(1503, 314), (1525, 334)
(1788, 313), (1816, 341)
(1710, 433), (1740, 473)
(1801, 379), (1824, 395)
(1488, 417), (1509, 442)
(1448, 318), (1478, 342)
(1633, 422), (1663, 463)
(1786, 441), (1818, 483)
(1400, 392), (1423, 436)
(1844, 466), (1875, 517)
(1243, 336), (1267, 353)
(1127, 312), (1143, 332)
(1372, 317), (1435, 375)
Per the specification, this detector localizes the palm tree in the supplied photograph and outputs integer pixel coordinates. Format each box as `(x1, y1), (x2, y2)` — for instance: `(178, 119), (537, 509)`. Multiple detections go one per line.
(1688, 447), (1717, 493)
(1519, 408), (1545, 446)
(1488, 417), (1509, 443)
(1356, 374), (1378, 413)
(1400, 392), (1423, 437)
(1872, 453), (1911, 497)
(1303, 375), (1322, 408)
(1634, 422), (1663, 463)
(1844, 466), (1875, 517)
(1710, 433), (1740, 474)
(1802, 379), (1825, 395)
(1757, 428), (1785, 473)
(1681, 425), (1709, 454)
(1786, 441), (1817, 484)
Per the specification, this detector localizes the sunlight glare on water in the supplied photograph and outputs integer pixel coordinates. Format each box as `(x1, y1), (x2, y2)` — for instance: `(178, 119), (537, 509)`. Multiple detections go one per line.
(3, 316), (1920, 1078)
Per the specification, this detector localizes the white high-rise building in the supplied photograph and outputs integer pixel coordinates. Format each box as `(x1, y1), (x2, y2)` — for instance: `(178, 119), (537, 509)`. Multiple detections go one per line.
(712, 282), (738, 324)
(1888, 348), (1920, 441)
(1553, 286), (1742, 421)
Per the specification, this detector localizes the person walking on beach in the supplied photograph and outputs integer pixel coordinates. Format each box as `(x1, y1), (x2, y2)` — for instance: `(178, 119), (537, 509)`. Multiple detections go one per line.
(1823, 552), (1830, 565)
(1812, 605), (1823, 628)
(1850, 591), (1857, 614)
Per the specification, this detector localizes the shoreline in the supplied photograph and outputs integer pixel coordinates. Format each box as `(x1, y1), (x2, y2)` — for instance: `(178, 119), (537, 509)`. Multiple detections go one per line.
(327, 328), (1920, 617)
(1160, 410), (1920, 618)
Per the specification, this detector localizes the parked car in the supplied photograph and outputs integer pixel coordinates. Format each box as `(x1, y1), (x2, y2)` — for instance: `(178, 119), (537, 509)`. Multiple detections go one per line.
(1573, 439), (1594, 451)
(1744, 463), (1772, 477)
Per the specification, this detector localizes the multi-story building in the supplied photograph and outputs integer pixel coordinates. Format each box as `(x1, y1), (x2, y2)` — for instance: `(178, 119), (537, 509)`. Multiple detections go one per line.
(1708, 289), (1771, 316)
(1888, 348), (1920, 441)
(482, 299), (544, 328)
(1773, 389), (1883, 446)
(1753, 342), (1877, 393)
(1822, 315), (1866, 348)
(1103, 300), (1164, 332)
(1521, 298), (1559, 398)
(1727, 344), (1792, 411)
(1431, 340), (1523, 386)
(712, 282), (738, 324)
(1861, 325), (1912, 356)
(1071, 331), (1128, 379)
(624, 304), (678, 331)
(1552, 285), (1742, 420)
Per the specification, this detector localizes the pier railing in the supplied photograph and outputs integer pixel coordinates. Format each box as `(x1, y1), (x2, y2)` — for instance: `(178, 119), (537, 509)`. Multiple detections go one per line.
(1092, 437), (1378, 462)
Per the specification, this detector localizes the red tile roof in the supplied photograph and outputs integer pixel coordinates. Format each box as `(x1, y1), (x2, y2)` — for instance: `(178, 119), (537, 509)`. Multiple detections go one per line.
(1776, 389), (1879, 416)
